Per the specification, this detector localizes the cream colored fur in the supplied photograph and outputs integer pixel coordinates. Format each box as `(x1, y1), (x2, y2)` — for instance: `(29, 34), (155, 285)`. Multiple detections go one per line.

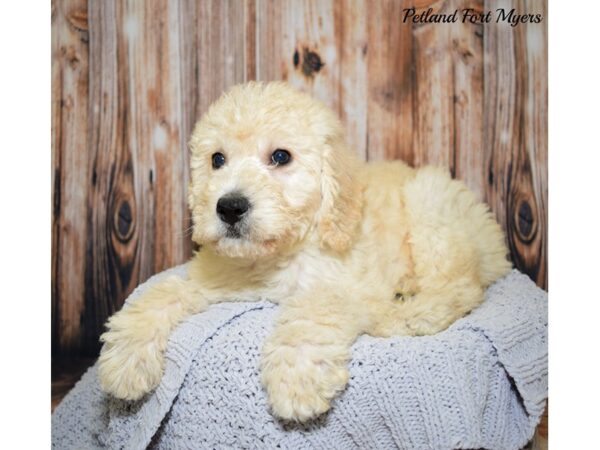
(98, 82), (511, 422)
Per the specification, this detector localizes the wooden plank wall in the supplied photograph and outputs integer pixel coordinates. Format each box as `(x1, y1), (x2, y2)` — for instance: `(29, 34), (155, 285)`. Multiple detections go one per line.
(52, 0), (547, 358)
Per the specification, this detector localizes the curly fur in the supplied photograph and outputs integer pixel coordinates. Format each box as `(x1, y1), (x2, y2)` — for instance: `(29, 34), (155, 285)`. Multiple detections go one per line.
(98, 82), (511, 422)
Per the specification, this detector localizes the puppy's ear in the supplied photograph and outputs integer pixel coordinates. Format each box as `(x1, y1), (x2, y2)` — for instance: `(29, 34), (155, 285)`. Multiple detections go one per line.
(317, 133), (363, 253)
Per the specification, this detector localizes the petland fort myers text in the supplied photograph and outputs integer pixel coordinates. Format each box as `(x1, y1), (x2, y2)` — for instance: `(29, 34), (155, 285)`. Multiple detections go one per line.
(402, 8), (543, 26)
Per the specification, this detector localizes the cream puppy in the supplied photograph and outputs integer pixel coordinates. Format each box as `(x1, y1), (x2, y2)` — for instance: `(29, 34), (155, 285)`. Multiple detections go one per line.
(98, 82), (511, 422)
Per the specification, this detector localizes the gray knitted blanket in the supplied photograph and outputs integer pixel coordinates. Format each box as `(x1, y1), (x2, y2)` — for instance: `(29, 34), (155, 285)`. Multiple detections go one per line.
(52, 266), (547, 450)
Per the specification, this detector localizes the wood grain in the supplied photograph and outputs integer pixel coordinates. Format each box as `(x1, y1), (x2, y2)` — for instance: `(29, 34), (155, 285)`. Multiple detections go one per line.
(448, 0), (485, 195)
(483, 0), (547, 288)
(52, 0), (548, 358)
(196, 0), (255, 114)
(366, 0), (415, 163)
(51, 0), (89, 355)
(84, 0), (131, 356)
(411, 0), (485, 196)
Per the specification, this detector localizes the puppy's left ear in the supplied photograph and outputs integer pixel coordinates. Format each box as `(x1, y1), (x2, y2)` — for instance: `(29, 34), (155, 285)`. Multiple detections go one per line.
(317, 133), (363, 253)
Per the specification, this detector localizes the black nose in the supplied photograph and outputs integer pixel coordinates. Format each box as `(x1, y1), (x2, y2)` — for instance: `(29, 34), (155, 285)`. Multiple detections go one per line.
(216, 194), (250, 226)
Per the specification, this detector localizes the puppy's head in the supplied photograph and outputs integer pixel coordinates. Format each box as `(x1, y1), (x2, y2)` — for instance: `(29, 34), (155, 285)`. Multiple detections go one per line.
(188, 82), (362, 260)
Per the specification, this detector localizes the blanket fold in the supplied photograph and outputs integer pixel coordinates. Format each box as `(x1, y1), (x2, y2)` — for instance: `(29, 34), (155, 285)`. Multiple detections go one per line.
(52, 266), (547, 450)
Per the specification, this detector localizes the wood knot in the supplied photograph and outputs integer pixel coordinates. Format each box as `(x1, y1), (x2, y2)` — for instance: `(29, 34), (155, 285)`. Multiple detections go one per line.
(114, 200), (134, 242)
(515, 199), (537, 243)
(300, 48), (324, 77)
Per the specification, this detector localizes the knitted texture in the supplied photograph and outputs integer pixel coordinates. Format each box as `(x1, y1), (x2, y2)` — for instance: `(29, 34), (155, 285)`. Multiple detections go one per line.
(52, 266), (547, 450)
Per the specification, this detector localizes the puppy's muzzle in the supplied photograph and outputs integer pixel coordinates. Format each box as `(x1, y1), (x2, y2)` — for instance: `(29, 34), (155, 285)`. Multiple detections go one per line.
(216, 193), (250, 226)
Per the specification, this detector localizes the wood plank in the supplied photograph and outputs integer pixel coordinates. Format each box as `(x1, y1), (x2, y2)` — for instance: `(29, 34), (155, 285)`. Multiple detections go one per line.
(177, 0), (201, 252)
(366, 0), (415, 163)
(483, 0), (547, 289)
(85, 0), (128, 355)
(178, 0), (200, 148)
(178, 0), (256, 148)
(522, 0), (548, 289)
(245, 0), (258, 81)
(256, 0), (368, 160)
(51, 0), (89, 356)
(412, 3), (454, 170)
(332, 0), (368, 159)
(411, 0), (484, 196)
(196, 0), (255, 115)
(450, 1), (485, 195)
(119, 0), (191, 277)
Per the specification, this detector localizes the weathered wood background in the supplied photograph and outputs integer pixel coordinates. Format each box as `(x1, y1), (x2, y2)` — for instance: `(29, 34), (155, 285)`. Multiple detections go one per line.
(52, 0), (547, 358)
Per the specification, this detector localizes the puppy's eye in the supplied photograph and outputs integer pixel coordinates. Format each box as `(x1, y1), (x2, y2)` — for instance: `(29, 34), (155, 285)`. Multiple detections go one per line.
(271, 149), (292, 166)
(211, 152), (226, 169)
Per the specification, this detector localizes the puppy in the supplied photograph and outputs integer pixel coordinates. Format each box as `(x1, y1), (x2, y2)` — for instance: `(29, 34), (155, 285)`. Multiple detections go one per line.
(98, 82), (511, 422)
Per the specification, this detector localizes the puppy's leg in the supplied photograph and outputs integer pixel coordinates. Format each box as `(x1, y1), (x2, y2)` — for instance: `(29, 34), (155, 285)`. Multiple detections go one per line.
(260, 290), (373, 422)
(372, 275), (483, 337)
(371, 229), (485, 337)
(372, 224), (486, 335)
(372, 166), (494, 337)
(98, 275), (207, 400)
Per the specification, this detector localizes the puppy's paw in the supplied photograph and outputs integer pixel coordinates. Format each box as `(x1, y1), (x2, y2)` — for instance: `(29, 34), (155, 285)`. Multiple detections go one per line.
(260, 342), (349, 422)
(98, 322), (164, 401)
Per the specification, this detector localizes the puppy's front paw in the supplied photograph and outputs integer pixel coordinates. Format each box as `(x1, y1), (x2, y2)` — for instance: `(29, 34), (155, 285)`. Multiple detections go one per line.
(260, 342), (349, 422)
(98, 324), (164, 401)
